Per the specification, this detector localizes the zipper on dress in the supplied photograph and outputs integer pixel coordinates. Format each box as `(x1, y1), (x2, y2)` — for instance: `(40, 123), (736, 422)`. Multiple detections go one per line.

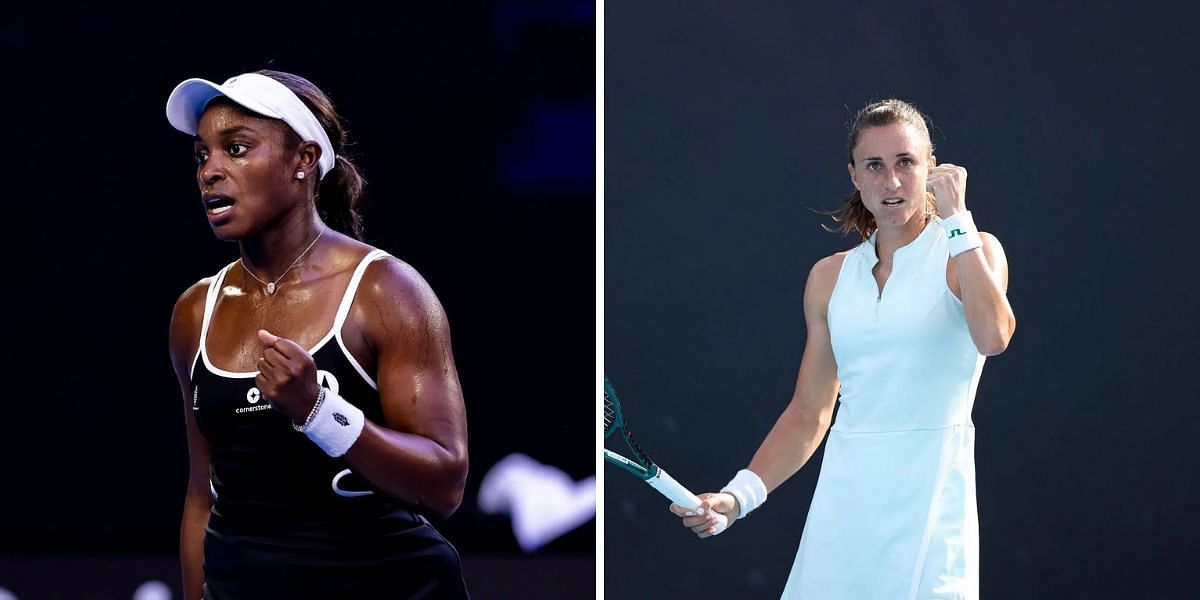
(872, 257), (889, 323)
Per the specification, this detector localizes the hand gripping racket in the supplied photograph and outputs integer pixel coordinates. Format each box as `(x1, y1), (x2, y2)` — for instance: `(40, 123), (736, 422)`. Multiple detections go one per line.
(604, 377), (727, 534)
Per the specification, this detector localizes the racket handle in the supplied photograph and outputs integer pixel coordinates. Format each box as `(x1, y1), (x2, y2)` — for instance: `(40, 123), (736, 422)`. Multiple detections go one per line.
(646, 467), (729, 536)
(645, 466), (699, 507)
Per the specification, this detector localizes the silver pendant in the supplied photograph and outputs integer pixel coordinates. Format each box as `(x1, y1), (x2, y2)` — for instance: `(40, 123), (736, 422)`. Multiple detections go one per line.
(266, 282), (276, 294)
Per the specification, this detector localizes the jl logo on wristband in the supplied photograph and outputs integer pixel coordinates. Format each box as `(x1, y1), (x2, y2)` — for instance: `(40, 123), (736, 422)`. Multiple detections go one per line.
(948, 228), (967, 239)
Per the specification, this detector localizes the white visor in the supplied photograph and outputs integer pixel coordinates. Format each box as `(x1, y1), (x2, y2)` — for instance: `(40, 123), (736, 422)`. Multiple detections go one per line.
(165, 73), (336, 179)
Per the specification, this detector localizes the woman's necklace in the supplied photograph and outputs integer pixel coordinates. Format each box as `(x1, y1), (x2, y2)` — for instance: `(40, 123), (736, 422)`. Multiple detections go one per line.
(241, 225), (326, 295)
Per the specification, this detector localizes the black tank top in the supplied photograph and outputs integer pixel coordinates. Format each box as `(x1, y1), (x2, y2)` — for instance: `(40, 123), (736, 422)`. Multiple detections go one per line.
(190, 250), (468, 599)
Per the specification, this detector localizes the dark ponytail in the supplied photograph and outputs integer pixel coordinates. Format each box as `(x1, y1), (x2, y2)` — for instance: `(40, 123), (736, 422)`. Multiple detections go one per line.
(257, 69), (367, 240)
(317, 155), (365, 240)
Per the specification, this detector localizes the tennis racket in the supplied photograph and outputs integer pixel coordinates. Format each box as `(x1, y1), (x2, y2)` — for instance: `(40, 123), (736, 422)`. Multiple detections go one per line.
(604, 377), (727, 534)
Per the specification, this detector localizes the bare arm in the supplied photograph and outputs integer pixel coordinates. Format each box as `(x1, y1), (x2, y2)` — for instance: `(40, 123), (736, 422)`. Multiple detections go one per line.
(950, 232), (1015, 356)
(339, 259), (469, 518)
(671, 254), (843, 535)
(169, 282), (213, 600)
(927, 162), (1016, 356)
(746, 255), (843, 493)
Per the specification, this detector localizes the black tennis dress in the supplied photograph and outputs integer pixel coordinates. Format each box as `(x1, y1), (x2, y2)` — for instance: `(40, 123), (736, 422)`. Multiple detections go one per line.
(190, 249), (469, 599)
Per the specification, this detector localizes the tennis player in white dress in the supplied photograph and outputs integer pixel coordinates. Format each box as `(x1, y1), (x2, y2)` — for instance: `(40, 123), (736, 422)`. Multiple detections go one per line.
(671, 99), (1016, 600)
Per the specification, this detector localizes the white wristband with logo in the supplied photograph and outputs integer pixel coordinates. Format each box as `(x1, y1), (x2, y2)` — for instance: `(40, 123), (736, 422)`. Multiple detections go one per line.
(942, 211), (983, 257)
(721, 469), (768, 519)
(300, 389), (365, 457)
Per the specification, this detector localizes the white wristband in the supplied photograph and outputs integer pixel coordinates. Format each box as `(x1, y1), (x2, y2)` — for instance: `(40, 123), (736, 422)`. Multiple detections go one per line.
(942, 211), (983, 257)
(300, 388), (365, 457)
(721, 469), (768, 519)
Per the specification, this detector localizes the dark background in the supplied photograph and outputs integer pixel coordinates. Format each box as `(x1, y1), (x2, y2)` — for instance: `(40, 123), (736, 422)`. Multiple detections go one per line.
(606, 2), (1198, 598)
(0, 2), (595, 598)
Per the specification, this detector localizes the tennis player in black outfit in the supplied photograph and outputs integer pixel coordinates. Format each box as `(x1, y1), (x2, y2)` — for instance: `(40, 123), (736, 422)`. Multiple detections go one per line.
(166, 70), (470, 599)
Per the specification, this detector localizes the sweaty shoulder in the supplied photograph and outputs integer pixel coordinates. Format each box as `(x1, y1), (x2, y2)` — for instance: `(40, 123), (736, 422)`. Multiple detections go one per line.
(359, 255), (440, 304)
(168, 277), (213, 382)
(354, 255), (450, 342)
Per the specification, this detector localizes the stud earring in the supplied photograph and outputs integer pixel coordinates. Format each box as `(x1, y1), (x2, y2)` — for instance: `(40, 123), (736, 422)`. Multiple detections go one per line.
(296, 171), (306, 180)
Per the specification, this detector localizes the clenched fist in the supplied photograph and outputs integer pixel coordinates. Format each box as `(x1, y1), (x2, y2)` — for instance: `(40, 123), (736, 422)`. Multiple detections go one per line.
(255, 329), (320, 425)
(926, 160), (968, 218)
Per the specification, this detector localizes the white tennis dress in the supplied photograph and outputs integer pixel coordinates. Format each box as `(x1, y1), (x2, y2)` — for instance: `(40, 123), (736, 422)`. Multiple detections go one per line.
(781, 219), (985, 599)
